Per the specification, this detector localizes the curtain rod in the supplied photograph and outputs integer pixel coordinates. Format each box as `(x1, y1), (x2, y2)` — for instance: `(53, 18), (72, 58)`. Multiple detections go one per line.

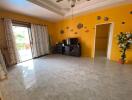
(0, 17), (48, 26)
(12, 20), (48, 26)
(12, 20), (30, 25)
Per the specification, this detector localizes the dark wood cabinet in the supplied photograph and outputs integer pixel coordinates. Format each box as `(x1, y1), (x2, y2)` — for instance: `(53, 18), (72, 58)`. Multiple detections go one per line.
(53, 38), (81, 57)
(64, 45), (81, 57)
(53, 44), (81, 57)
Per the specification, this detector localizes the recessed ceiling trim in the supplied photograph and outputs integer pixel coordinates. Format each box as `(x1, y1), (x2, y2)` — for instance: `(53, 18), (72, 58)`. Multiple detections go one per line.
(66, 0), (126, 16)
(28, 0), (127, 17)
(28, 0), (66, 15)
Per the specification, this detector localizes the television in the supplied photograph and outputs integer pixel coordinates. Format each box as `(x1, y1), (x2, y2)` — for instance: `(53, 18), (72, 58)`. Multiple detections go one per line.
(67, 38), (78, 45)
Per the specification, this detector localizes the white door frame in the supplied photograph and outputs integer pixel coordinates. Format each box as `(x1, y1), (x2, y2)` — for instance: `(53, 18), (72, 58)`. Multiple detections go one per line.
(93, 22), (114, 59)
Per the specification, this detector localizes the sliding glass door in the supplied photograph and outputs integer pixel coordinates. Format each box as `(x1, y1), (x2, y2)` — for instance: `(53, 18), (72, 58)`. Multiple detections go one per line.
(12, 25), (32, 62)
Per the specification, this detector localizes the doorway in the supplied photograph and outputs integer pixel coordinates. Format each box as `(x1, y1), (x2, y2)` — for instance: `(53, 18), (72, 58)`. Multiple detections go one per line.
(12, 25), (32, 62)
(94, 23), (113, 59)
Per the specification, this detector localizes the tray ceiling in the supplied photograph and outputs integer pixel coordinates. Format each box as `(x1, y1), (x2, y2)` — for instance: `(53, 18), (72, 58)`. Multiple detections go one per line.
(28, 0), (126, 16)
(0, 0), (131, 22)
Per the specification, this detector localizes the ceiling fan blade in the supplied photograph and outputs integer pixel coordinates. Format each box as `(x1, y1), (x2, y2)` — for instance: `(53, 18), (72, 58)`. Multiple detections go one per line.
(56, 0), (63, 2)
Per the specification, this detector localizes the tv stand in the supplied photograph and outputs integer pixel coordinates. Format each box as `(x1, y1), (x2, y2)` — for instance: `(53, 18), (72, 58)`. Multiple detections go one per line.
(64, 44), (81, 57)
(53, 38), (81, 57)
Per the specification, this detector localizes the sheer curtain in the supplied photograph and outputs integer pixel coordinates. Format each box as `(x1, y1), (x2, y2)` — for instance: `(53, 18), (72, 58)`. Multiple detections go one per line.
(4, 19), (19, 65)
(0, 19), (7, 80)
(0, 49), (7, 80)
(31, 24), (50, 58)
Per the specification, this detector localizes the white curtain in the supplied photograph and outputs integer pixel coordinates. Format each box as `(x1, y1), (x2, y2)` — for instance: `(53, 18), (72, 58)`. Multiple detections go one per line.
(31, 24), (50, 58)
(4, 19), (19, 65)
(0, 49), (7, 80)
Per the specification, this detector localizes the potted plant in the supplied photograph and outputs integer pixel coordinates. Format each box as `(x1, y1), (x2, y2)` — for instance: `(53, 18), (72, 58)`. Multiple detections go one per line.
(117, 32), (132, 64)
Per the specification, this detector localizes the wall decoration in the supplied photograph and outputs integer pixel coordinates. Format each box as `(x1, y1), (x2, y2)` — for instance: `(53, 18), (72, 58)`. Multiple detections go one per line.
(85, 29), (89, 33)
(130, 11), (132, 14)
(60, 30), (64, 34)
(122, 22), (126, 24)
(77, 23), (83, 29)
(104, 17), (109, 21)
(97, 16), (101, 20)
(70, 29), (73, 32)
(66, 26), (69, 29)
(74, 32), (78, 34)
(84, 26), (87, 29)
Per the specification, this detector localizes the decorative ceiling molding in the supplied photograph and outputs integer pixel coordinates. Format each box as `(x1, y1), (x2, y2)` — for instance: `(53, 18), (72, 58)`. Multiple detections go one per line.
(65, 0), (126, 16)
(0, 0), (63, 22)
(28, 0), (69, 15)
(28, 0), (127, 17)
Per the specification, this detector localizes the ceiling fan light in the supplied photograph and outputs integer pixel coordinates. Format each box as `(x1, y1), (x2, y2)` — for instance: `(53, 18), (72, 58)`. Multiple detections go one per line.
(70, 0), (76, 8)
(56, 0), (89, 8)
(56, 0), (63, 3)
(71, 4), (75, 7)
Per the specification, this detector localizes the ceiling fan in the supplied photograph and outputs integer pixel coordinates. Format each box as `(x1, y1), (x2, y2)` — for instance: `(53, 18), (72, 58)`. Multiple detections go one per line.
(56, 0), (91, 8)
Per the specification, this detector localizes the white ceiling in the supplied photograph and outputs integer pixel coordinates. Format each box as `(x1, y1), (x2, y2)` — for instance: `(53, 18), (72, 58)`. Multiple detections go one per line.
(0, 0), (131, 22)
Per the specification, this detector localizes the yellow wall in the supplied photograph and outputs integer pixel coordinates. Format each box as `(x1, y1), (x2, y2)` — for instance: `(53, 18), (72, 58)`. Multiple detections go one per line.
(0, 10), (55, 47)
(54, 4), (132, 63)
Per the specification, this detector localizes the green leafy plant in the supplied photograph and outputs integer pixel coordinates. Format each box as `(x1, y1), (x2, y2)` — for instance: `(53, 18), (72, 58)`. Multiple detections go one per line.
(117, 32), (132, 64)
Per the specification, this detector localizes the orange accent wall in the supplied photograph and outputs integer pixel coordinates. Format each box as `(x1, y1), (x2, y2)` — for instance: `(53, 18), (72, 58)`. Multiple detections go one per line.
(54, 4), (132, 63)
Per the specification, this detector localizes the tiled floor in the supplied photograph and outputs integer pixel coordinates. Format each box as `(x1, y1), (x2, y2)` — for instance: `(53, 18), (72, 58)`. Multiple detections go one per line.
(0, 54), (132, 100)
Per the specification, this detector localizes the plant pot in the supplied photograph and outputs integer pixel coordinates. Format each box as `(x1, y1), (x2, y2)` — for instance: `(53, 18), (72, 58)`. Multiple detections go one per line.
(118, 59), (125, 64)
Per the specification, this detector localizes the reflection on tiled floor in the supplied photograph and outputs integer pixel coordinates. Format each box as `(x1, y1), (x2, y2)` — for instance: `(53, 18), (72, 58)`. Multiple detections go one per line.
(0, 55), (132, 100)
(18, 49), (32, 62)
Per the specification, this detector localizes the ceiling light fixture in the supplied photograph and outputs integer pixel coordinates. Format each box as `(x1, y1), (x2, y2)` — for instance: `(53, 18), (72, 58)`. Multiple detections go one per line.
(56, 0), (90, 20)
